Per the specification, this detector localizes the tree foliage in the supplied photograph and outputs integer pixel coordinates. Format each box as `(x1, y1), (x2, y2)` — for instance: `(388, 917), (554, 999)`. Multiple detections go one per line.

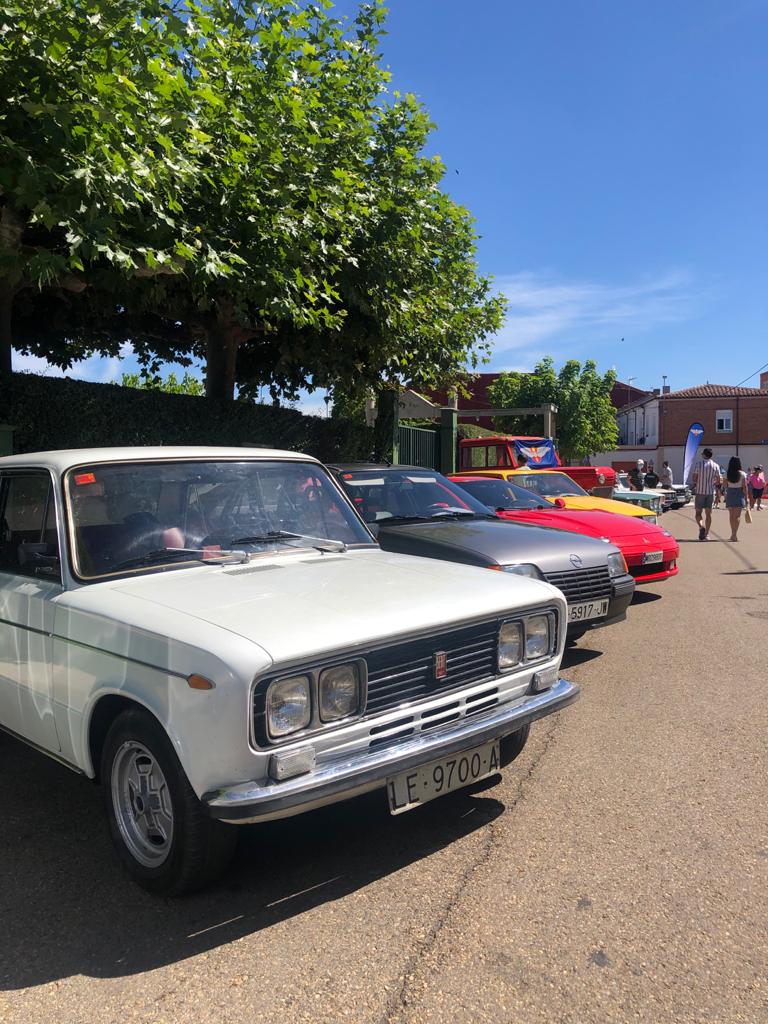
(0, 0), (504, 400)
(488, 357), (618, 460)
(121, 370), (205, 396)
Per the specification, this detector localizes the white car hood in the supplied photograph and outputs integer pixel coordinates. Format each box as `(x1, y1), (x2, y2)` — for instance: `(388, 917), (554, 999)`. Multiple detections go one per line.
(104, 548), (561, 666)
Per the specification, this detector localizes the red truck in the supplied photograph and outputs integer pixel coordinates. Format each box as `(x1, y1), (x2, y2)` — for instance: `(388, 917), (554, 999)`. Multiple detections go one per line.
(457, 435), (616, 497)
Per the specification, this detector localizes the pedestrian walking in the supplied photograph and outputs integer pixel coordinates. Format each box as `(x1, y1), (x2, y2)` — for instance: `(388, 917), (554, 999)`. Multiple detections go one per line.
(748, 465), (765, 510)
(660, 461), (674, 487)
(692, 447), (721, 540)
(724, 456), (749, 541)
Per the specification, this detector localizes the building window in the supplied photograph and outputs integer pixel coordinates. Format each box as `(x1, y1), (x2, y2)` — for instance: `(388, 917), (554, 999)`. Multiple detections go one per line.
(715, 409), (733, 433)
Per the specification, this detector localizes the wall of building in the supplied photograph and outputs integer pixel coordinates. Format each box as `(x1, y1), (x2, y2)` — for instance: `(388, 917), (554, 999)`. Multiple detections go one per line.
(660, 396), (768, 446)
(617, 399), (659, 446)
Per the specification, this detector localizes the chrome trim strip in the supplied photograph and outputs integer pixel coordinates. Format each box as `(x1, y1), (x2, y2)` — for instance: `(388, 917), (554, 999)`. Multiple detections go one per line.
(0, 721), (83, 774)
(0, 617), (189, 681)
(0, 614), (50, 638)
(205, 678), (578, 822)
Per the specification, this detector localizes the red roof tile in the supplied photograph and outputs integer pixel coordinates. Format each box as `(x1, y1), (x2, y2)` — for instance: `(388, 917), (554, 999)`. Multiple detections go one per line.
(664, 384), (767, 399)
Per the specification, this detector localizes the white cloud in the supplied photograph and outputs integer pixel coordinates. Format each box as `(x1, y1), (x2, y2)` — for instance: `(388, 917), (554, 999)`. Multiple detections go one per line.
(491, 270), (697, 356)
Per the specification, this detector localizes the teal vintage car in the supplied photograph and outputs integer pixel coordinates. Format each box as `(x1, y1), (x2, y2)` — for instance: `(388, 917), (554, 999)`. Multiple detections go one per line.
(612, 473), (674, 514)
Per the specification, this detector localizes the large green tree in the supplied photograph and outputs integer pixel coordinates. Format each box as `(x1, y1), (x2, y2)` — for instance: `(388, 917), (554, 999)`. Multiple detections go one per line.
(488, 357), (618, 461)
(1, 0), (504, 400)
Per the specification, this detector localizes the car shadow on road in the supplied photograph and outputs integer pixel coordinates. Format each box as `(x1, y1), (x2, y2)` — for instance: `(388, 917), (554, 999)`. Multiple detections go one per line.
(561, 647), (602, 669)
(631, 590), (663, 604)
(0, 731), (504, 990)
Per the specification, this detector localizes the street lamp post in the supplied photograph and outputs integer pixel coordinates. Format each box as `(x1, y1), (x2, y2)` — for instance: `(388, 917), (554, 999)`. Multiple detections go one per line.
(624, 376), (637, 445)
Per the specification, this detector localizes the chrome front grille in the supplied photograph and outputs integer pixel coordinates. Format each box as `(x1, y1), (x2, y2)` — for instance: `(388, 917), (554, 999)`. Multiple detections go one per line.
(367, 683), (501, 750)
(364, 620), (500, 717)
(544, 565), (611, 604)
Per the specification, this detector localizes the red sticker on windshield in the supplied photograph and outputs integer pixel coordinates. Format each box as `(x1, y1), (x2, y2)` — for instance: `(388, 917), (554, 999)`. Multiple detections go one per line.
(74, 472), (96, 486)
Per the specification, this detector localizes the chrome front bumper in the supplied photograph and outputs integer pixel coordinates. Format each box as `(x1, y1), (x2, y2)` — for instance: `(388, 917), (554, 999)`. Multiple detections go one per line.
(203, 678), (579, 823)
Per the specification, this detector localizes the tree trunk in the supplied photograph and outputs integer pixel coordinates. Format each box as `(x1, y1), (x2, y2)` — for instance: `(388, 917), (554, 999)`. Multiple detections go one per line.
(205, 317), (239, 402)
(0, 283), (14, 382)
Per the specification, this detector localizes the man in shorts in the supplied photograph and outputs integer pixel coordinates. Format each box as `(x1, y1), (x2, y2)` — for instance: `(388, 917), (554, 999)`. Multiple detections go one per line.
(692, 448), (721, 540)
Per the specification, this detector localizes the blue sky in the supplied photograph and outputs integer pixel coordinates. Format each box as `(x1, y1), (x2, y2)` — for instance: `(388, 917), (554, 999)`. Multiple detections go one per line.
(15, 0), (768, 403)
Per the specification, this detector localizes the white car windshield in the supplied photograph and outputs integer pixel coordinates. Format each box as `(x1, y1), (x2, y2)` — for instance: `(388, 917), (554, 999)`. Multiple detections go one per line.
(65, 460), (374, 579)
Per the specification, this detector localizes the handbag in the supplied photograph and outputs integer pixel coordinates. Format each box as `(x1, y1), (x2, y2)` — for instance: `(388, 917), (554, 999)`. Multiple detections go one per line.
(745, 508), (753, 524)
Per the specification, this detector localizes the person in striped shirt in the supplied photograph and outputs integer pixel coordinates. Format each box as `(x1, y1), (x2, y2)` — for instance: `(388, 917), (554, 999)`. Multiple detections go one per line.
(692, 448), (722, 541)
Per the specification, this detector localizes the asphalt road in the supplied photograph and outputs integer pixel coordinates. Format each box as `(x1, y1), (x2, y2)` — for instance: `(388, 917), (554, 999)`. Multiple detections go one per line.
(1, 505), (767, 1024)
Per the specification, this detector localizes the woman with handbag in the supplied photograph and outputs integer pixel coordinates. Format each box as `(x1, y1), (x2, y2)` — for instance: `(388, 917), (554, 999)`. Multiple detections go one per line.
(725, 456), (749, 541)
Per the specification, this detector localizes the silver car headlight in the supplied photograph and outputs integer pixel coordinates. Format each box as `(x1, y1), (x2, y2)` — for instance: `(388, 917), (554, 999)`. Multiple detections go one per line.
(267, 675), (312, 738)
(597, 472), (606, 484)
(319, 663), (361, 722)
(498, 621), (523, 669)
(525, 615), (551, 659)
(500, 563), (544, 579)
(606, 551), (627, 578)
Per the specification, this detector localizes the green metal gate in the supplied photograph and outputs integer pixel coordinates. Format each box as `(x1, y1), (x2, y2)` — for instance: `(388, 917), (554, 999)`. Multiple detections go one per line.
(397, 425), (440, 469)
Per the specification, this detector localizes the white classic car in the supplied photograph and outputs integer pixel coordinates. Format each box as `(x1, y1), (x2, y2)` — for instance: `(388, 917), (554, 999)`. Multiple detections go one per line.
(0, 447), (578, 893)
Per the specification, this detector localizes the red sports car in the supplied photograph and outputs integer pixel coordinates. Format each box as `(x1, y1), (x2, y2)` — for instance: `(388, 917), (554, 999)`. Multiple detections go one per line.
(449, 475), (679, 584)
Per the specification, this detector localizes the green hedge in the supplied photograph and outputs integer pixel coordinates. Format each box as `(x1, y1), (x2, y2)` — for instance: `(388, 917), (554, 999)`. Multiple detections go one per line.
(1, 373), (374, 463)
(456, 422), (501, 439)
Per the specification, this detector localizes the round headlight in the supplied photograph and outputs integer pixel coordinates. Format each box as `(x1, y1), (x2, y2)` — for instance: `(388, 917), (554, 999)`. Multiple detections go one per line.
(267, 675), (311, 738)
(598, 473), (606, 484)
(525, 615), (550, 659)
(499, 621), (523, 669)
(319, 663), (360, 722)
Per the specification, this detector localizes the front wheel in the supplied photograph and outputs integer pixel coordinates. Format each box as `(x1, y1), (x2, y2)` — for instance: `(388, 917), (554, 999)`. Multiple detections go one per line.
(102, 708), (237, 895)
(500, 724), (530, 766)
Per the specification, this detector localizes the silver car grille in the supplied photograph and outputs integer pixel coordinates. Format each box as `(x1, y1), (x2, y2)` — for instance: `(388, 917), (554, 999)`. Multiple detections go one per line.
(543, 565), (611, 604)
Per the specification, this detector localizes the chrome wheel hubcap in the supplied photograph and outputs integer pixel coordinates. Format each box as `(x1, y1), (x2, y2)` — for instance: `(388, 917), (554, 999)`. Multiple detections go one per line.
(111, 741), (174, 868)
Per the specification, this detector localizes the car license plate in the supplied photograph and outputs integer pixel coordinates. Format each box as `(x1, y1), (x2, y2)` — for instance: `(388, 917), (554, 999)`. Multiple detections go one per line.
(387, 740), (501, 815)
(567, 598), (609, 622)
(642, 550), (663, 564)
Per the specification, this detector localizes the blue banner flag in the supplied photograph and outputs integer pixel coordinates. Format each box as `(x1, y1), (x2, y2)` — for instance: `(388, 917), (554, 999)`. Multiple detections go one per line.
(683, 422), (705, 485)
(514, 438), (559, 468)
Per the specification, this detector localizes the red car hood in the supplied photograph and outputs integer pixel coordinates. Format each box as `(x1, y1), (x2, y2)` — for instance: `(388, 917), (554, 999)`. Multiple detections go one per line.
(497, 507), (674, 546)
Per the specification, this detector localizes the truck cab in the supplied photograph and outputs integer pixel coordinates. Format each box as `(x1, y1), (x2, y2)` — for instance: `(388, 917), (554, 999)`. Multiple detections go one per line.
(457, 436), (616, 497)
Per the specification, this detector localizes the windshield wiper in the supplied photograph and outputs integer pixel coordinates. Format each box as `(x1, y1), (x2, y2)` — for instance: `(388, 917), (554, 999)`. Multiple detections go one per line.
(428, 507), (477, 518)
(230, 530), (347, 553)
(111, 547), (249, 572)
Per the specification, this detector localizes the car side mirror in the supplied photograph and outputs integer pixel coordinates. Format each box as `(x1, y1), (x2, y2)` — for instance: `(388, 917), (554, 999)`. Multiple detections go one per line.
(554, 498), (566, 509)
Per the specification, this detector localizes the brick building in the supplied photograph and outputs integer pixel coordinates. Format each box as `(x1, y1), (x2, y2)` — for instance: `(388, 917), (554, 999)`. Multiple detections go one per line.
(425, 373), (645, 426)
(595, 383), (768, 480)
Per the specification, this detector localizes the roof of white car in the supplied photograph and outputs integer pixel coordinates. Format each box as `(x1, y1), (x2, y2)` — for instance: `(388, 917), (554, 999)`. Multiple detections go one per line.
(0, 446), (318, 473)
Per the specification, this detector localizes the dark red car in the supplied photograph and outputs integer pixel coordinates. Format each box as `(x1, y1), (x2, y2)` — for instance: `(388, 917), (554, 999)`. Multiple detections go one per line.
(449, 475), (679, 584)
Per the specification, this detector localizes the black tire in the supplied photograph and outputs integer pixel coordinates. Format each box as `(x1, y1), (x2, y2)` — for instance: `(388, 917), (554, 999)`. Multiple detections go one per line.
(500, 724), (530, 766)
(566, 628), (587, 646)
(101, 708), (237, 895)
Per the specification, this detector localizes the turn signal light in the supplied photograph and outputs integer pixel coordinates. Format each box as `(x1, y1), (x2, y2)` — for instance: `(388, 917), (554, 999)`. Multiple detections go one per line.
(187, 674), (215, 691)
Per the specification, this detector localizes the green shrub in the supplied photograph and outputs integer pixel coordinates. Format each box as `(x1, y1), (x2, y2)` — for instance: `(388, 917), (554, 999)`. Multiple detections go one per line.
(1, 374), (373, 463)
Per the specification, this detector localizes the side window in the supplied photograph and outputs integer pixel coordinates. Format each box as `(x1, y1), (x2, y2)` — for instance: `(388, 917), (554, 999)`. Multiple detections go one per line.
(469, 447), (487, 468)
(0, 473), (60, 579)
